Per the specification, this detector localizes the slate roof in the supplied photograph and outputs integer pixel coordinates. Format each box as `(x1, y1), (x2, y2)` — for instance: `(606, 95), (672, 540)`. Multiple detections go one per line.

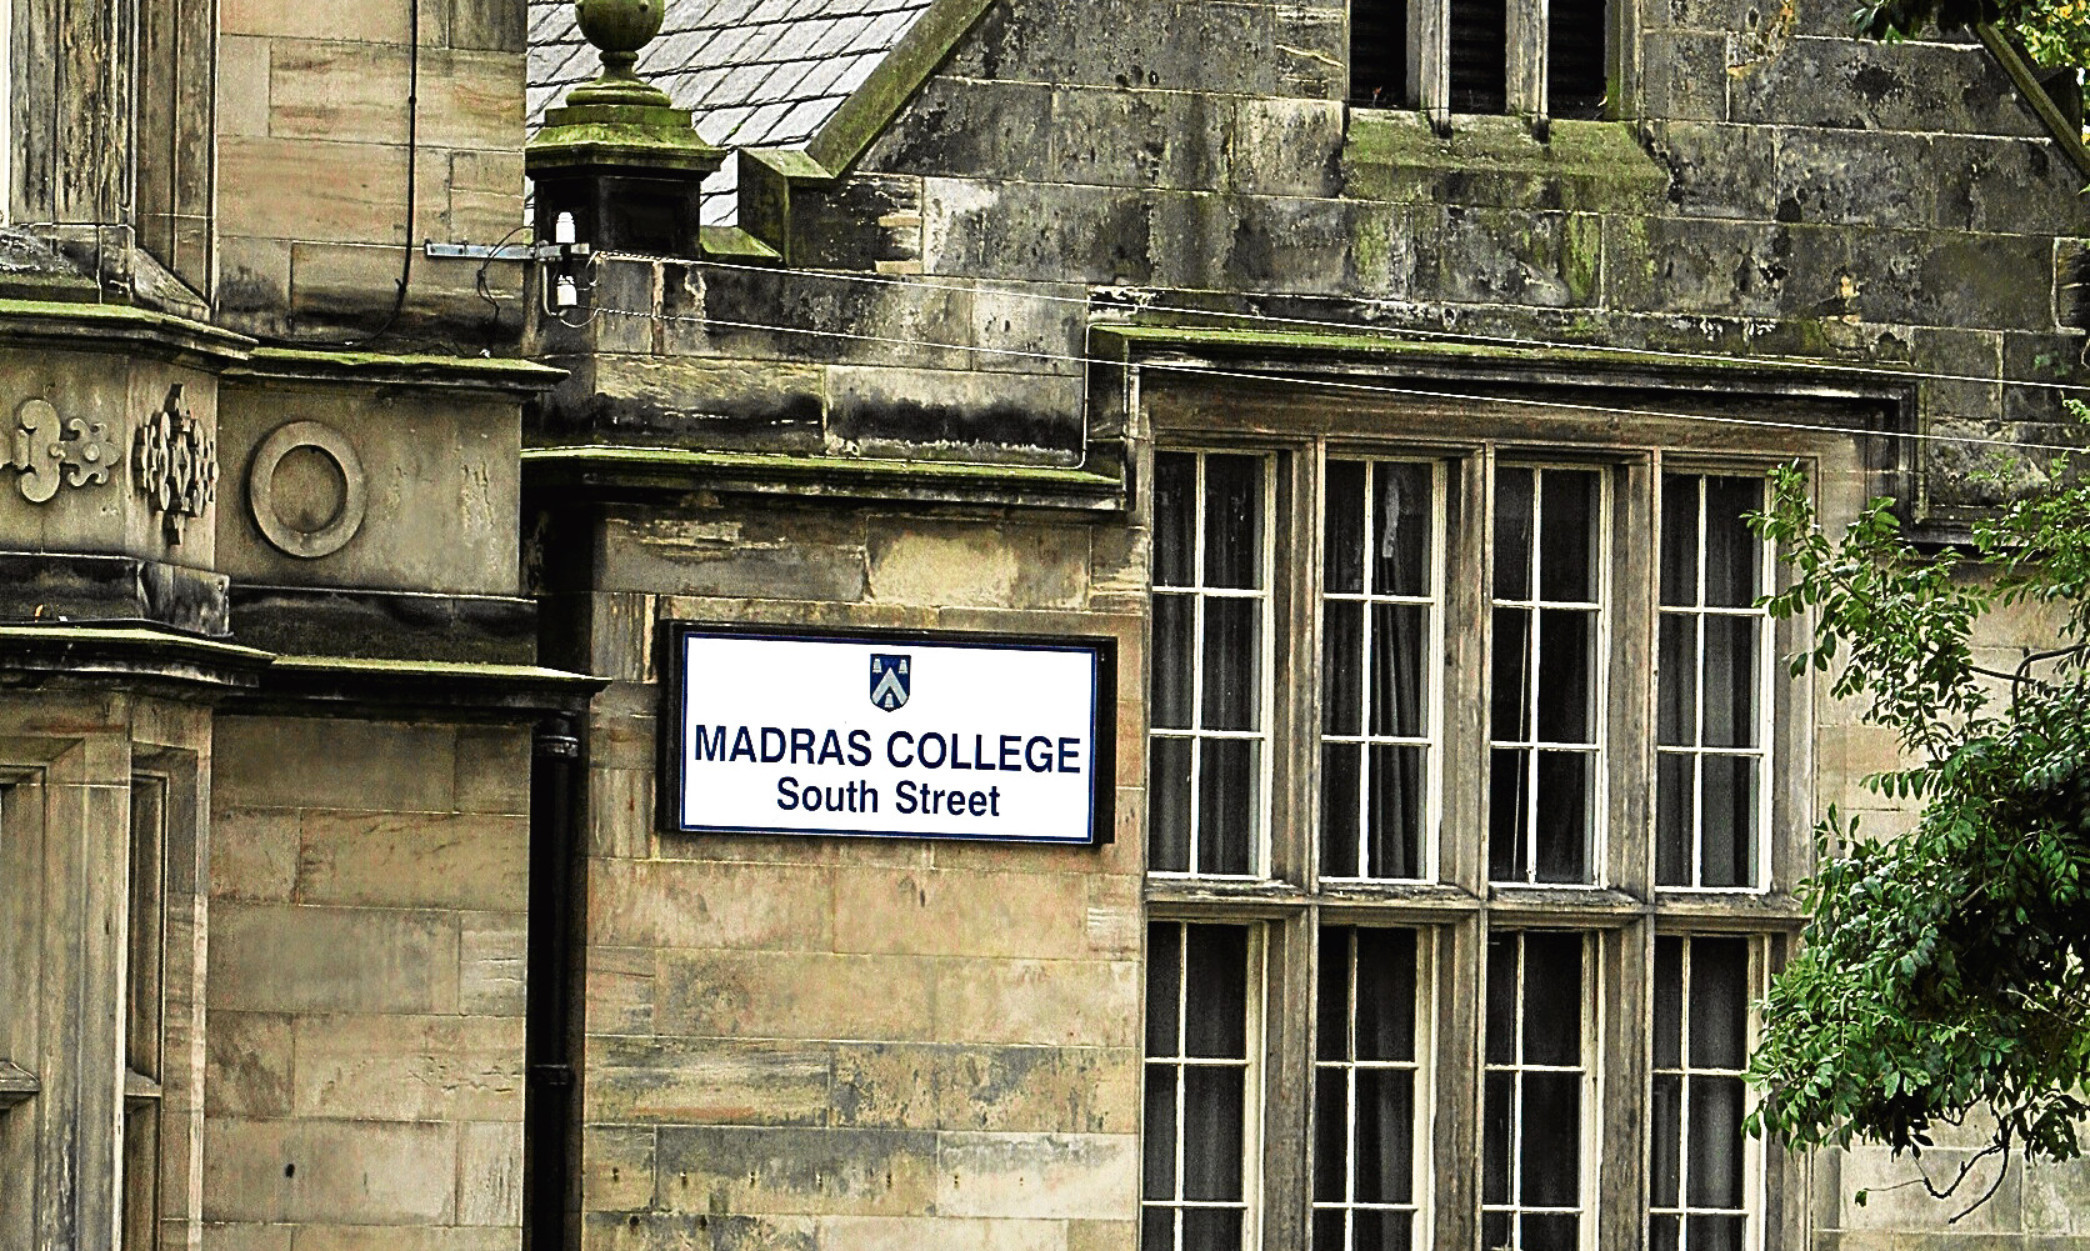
(528, 0), (939, 224)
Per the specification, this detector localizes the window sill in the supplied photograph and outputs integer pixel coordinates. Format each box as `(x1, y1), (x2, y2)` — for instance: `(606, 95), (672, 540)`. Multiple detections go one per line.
(1146, 878), (1311, 917)
(1652, 890), (1807, 930)
(1318, 880), (1482, 920)
(1485, 885), (1643, 927)
(1340, 110), (1668, 213)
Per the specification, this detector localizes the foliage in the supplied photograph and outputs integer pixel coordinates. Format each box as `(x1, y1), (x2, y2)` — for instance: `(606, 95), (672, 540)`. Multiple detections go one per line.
(1850, 0), (2090, 73)
(2016, 0), (2090, 69)
(1742, 448), (2090, 1214)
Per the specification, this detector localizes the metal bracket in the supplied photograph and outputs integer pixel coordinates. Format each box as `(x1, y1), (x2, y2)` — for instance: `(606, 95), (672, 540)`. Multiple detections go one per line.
(423, 241), (592, 262)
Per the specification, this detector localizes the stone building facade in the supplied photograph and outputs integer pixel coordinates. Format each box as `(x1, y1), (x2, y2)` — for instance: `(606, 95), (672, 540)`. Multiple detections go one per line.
(1, 0), (2088, 1247)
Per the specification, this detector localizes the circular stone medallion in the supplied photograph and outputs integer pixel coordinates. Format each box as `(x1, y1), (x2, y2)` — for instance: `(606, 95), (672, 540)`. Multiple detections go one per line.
(248, 421), (367, 558)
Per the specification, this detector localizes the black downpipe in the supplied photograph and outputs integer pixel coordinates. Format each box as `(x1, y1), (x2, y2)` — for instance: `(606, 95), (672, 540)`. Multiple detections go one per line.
(525, 716), (582, 1251)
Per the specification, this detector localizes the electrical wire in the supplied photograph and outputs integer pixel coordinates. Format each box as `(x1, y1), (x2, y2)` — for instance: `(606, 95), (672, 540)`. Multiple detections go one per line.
(593, 249), (2090, 400)
(581, 299), (2090, 456)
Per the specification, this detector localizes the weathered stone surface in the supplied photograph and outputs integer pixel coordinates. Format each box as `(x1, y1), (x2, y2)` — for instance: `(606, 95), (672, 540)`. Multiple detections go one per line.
(209, 901), (461, 1015)
(934, 1132), (1139, 1220)
(653, 1125), (940, 1216)
(290, 1014), (524, 1121)
(297, 810), (529, 911)
(201, 1118), (457, 1224)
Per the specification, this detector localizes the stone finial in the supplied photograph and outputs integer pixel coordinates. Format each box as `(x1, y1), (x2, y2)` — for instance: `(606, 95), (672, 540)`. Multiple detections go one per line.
(526, 0), (721, 257)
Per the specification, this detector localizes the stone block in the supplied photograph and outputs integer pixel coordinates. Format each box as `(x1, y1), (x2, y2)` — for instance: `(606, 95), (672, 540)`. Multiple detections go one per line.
(201, 1117), (457, 1225)
(267, 44), (518, 150)
(653, 949), (936, 1041)
(932, 1045), (1139, 1134)
(457, 1120), (525, 1226)
(1639, 122), (1779, 220)
(459, 914), (528, 1015)
(1066, 1220), (1137, 1251)
(862, 78), (1057, 184)
(831, 868), (1090, 959)
(1770, 127), (1937, 229)
(198, 1224), (294, 1251)
(598, 507), (868, 602)
(204, 1011), (295, 1117)
(934, 1132), (1139, 1220)
(449, 0), (526, 51)
(1638, 31), (1732, 122)
(453, 727), (530, 815)
(1834, 1144), (2021, 1233)
(921, 177), (1152, 286)
(969, 280), (1087, 378)
(830, 1043), (941, 1130)
(210, 806), (300, 902)
(215, 718), (456, 813)
(280, 1227), (518, 1250)
(219, 136), (412, 246)
(1045, 87), (1229, 191)
(209, 901), (460, 1015)
(2024, 1153), (2090, 1233)
(587, 946), (658, 1036)
(933, 958), (1141, 1047)
(1603, 216), (1803, 320)
(1727, 35), (2043, 138)
(297, 810), (528, 911)
(291, 1014), (524, 1121)
(586, 1036), (833, 1126)
(588, 858), (833, 952)
(823, 365), (1086, 461)
(223, 0), (420, 41)
(1434, 206), (1604, 309)
(653, 1125), (939, 1216)
(220, 37), (272, 136)
(864, 521), (1089, 612)
(1227, 97), (1344, 198)
(582, 1125), (659, 1212)
(217, 234), (294, 313)
(558, 354), (828, 453)
(813, 1215), (1066, 1251)
(579, 1211), (818, 1251)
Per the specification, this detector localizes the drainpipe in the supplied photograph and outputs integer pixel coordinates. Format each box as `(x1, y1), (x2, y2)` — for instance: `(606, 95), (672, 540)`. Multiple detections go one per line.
(526, 715), (582, 1251)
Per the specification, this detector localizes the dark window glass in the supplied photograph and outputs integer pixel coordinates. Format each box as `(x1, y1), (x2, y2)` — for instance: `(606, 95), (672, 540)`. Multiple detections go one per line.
(1349, 0), (1412, 107)
(1204, 455), (1265, 589)
(1546, 0), (1608, 118)
(1448, 0), (1508, 112)
(1154, 452), (1198, 588)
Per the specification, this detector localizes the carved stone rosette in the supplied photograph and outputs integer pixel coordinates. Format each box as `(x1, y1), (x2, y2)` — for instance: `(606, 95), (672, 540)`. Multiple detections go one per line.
(6, 398), (120, 503)
(132, 385), (218, 543)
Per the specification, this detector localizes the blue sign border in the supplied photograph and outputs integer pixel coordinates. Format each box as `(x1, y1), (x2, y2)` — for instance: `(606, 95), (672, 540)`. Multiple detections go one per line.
(658, 621), (1117, 846)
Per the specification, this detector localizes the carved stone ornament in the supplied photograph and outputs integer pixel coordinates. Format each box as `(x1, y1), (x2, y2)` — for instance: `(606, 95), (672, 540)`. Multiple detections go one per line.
(132, 384), (219, 544)
(5, 397), (119, 503)
(247, 420), (367, 559)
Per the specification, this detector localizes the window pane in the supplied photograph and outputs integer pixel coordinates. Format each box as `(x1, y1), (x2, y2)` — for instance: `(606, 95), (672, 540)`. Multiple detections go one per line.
(1653, 938), (1683, 1069)
(1488, 749), (1528, 881)
(1538, 470), (1599, 603)
(1536, 609), (1594, 744)
(1319, 928), (1352, 1062)
(1373, 461), (1433, 597)
(1354, 1068), (1415, 1204)
(1316, 1069), (1349, 1201)
(1686, 1077), (1746, 1209)
(1491, 608), (1532, 742)
(1547, 0), (1607, 118)
(1650, 1214), (1681, 1251)
(1520, 1213), (1578, 1251)
(1482, 1211), (1512, 1251)
(1661, 475), (1699, 608)
(1154, 452), (1197, 588)
(1322, 744), (1363, 878)
(1324, 600), (1365, 735)
(1367, 745), (1425, 879)
(1520, 1072), (1582, 1208)
(1184, 926), (1249, 1057)
(1198, 739), (1258, 874)
(1327, 459), (1367, 594)
(1698, 755), (1756, 890)
(1153, 594), (1195, 729)
(1447, 0), (1509, 113)
(1142, 1206), (1174, 1250)
(1703, 477), (1763, 608)
(1182, 1207), (1244, 1247)
(1150, 739), (1192, 873)
(1657, 614), (1698, 746)
(1370, 604), (1428, 738)
(1354, 928), (1417, 1062)
(1532, 751), (1592, 884)
(1655, 754), (1693, 887)
(1204, 454), (1264, 590)
(1701, 616), (1758, 749)
(1687, 1214), (1746, 1251)
(1353, 1208), (1410, 1251)
(1650, 1072), (1682, 1207)
(1520, 935), (1583, 1066)
(1315, 1208), (1348, 1251)
(1689, 939), (1749, 1070)
(1485, 937), (1518, 1064)
(1144, 1068), (1179, 1199)
(1183, 1066), (1246, 1201)
(1201, 598), (1261, 731)
(1148, 923), (1183, 1054)
(1483, 1072), (1513, 1205)
(1494, 468), (1534, 600)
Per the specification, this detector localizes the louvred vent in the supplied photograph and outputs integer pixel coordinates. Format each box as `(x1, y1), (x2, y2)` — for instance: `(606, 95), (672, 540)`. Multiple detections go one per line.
(1349, 0), (1411, 107)
(1548, 0), (1608, 118)
(1448, 0), (1508, 114)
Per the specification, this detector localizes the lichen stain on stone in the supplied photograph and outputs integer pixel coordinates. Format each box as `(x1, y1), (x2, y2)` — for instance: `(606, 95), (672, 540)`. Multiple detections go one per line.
(1728, 0), (1797, 77)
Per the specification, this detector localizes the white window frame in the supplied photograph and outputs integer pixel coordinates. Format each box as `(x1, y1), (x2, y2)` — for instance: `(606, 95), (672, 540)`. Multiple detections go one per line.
(1648, 934), (1767, 1251)
(1488, 463), (1613, 888)
(1654, 473), (1776, 893)
(1149, 449), (1278, 879)
(1481, 929), (1600, 1251)
(1142, 920), (1268, 1251)
(1311, 924), (1435, 1250)
(1316, 456), (1448, 883)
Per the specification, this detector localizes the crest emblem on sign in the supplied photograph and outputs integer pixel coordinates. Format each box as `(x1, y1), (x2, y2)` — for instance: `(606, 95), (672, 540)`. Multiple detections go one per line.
(869, 654), (911, 711)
